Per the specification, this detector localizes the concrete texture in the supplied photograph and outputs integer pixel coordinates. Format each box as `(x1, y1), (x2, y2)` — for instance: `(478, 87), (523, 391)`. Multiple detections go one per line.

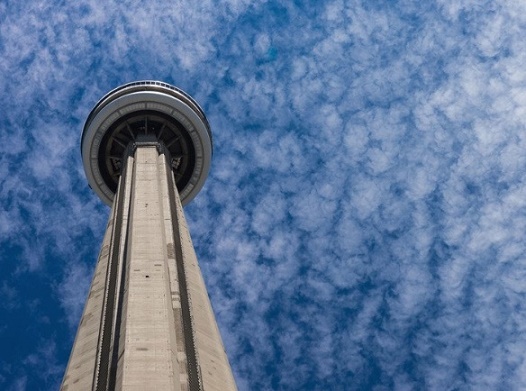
(61, 143), (237, 391)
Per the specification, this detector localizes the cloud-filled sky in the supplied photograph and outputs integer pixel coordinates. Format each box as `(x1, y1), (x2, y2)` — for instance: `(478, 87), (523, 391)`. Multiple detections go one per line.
(2, 0), (526, 389)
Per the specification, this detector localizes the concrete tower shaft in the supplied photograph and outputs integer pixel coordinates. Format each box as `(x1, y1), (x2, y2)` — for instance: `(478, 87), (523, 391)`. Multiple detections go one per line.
(62, 82), (237, 390)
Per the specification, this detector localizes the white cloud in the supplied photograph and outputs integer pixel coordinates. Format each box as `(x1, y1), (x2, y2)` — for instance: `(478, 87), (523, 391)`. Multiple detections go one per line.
(4, 0), (526, 389)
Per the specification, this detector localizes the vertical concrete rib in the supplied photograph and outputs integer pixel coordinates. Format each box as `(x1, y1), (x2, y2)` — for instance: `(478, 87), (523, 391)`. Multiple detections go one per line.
(60, 199), (117, 390)
(166, 152), (237, 391)
(117, 144), (178, 390)
(94, 149), (134, 391)
(61, 142), (236, 391)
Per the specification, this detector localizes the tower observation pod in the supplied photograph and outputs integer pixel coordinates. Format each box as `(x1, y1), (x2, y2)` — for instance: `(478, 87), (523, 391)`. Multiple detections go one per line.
(61, 81), (237, 391)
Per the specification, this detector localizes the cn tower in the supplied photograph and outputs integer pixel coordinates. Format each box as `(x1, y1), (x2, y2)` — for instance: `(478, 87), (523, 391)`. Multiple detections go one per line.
(61, 81), (237, 391)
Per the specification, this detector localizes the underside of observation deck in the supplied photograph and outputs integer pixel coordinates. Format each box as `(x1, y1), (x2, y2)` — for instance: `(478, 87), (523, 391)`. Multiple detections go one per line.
(81, 81), (212, 207)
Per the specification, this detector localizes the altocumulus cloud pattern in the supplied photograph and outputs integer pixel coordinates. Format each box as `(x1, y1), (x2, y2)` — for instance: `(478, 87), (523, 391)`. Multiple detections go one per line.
(1, 0), (526, 390)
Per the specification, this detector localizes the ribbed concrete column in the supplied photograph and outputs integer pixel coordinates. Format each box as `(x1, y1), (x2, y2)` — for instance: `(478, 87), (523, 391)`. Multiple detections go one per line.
(61, 142), (237, 391)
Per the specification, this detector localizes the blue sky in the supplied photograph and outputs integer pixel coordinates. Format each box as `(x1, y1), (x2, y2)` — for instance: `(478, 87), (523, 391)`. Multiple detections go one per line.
(1, 0), (526, 389)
